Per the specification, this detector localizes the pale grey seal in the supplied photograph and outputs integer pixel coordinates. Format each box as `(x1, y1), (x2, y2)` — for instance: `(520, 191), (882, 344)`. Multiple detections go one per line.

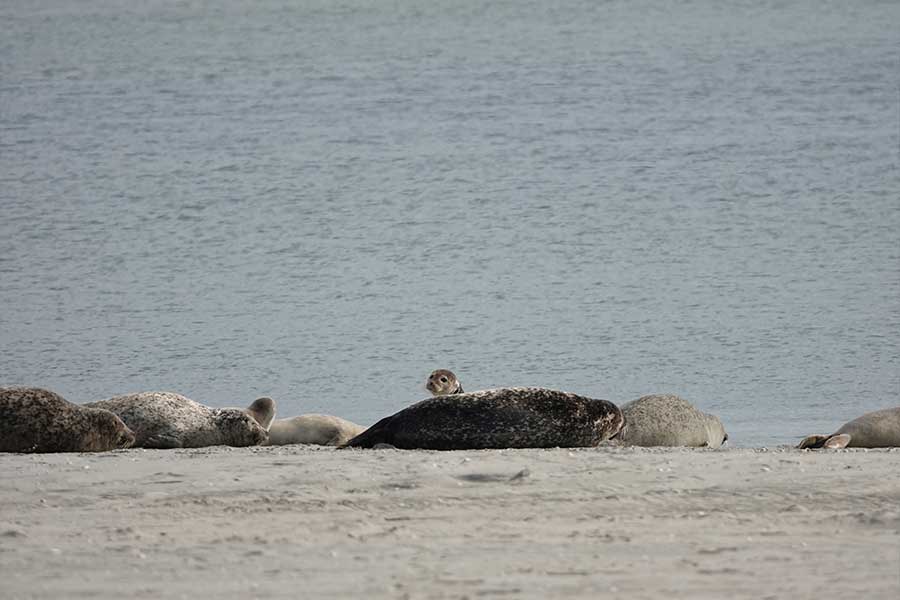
(0, 387), (135, 453)
(341, 387), (624, 450)
(618, 394), (727, 448)
(86, 392), (269, 449)
(426, 369), (464, 396)
(797, 407), (900, 449)
(266, 414), (367, 446)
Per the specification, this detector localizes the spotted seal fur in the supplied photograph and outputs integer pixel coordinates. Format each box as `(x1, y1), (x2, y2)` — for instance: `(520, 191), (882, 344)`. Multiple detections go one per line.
(0, 387), (135, 453)
(797, 407), (900, 449)
(86, 392), (269, 449)
(426, 369), (464, 396)
(618, 394), (727, 448)
(266, 414), (367, 446)
(342, 387), (624, 450)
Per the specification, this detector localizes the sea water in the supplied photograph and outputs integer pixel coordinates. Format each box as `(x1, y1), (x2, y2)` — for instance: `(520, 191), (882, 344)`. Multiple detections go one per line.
(2, 0), (898, 446)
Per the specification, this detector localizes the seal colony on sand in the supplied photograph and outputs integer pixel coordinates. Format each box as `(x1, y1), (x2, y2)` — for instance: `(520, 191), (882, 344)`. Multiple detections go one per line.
(341, 387), (624, 450)
(266, 414), (367, 446)
(797, 406), (900, 449)
(426, 369), (464, 396)
(0, 387), (135, 453)
(86, 392), (269, 449)
(618, 394), (727, 448)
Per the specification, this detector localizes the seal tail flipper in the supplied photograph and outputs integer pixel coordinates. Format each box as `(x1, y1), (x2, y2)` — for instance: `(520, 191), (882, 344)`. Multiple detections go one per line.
(338, 415), (393, 449)
(823, 433), (851, 449)
(246, 397), (276, 430)
(797, 435), (828, 449)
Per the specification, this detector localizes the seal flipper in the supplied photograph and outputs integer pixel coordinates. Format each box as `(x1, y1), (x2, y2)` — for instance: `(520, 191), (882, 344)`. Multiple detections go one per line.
(823, 433), (851, 449)
(339, 414), (394, 448)
(143, 434), (184, 449)
(797, 435), (828, 449)
(245, 397), (276, 430)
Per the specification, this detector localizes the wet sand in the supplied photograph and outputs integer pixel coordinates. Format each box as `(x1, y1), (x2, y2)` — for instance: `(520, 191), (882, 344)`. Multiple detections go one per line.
(1, 445), (898, 599)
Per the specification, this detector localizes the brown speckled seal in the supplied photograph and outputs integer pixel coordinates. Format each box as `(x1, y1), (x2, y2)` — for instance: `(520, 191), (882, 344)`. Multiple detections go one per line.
(0, 387), (134, 453)
(342, 387), (623, 450)
(798, 407), (900, 449)
(425, 369), (464, 396)
(86, 392), (268, 449)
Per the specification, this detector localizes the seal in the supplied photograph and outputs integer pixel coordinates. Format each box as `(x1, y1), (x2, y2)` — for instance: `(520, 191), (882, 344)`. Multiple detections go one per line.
(0, 387), (135, 453)
(426, 369), (464, 396)
(797, 407), (900, 449)
(266, 414), (367, 446)
(341, 387), (624, 450)
(617, 394), (727, 448)
(85, 392), (269, 449)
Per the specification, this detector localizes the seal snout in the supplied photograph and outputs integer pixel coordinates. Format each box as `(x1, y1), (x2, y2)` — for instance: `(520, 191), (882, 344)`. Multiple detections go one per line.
(119, 427), (136, 449)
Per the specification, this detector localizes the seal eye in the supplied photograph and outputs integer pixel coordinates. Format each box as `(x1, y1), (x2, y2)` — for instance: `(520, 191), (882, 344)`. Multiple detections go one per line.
(440, 377), (448, 383)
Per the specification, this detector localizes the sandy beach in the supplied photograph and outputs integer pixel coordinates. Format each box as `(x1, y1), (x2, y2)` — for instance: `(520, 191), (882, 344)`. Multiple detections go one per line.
(1, 445), (898, 599)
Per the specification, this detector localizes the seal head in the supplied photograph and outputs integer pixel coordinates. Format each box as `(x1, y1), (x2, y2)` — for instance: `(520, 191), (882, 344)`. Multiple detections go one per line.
(85, 408), (137, 451)
(426, 369), (464, 396)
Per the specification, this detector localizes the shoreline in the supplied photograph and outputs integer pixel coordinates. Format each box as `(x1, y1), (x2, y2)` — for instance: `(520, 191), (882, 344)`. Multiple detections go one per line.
(1, 445), (898, 599)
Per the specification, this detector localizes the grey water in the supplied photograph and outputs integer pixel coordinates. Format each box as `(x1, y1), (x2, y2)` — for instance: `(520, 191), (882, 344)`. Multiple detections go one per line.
(1, 0), (898, 447)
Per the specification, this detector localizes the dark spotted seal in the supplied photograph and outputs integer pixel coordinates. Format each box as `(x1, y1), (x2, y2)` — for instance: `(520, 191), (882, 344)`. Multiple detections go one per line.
(266, 414), (367, 446)
(426, 369), (464, 396)
(617, 394), (727, 448)
(342, 387), (624, 450)
(797, 407), (900, 449)
(86, 392), (269, 449)
(0, 387), (135, 453)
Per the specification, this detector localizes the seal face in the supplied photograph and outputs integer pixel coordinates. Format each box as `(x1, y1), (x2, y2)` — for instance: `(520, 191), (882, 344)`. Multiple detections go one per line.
(797, 407), (900, 449)
(425, 369), (464, 396)
(266, 414), (367, 446)
(342, 387), (624, 450)
(618, 394), (727, 448)
(86, 392), (268, 449)
(0, 387), (135, 453)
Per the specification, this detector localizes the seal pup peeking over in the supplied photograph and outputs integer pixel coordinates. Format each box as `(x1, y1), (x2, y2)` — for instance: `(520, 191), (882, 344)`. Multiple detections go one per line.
(0, 387), (135, 453)
(797, 407), (900, 449)
(86, 392), (269, 449)
(426, 369), (464, 396)
(342, 387), (623, 450)
(617, 394), (727, 448)
(266, 414), (367, 446)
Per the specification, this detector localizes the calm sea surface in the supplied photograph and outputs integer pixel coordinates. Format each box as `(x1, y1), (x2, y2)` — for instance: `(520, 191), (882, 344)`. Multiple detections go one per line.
(2, 1), (898, 447)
